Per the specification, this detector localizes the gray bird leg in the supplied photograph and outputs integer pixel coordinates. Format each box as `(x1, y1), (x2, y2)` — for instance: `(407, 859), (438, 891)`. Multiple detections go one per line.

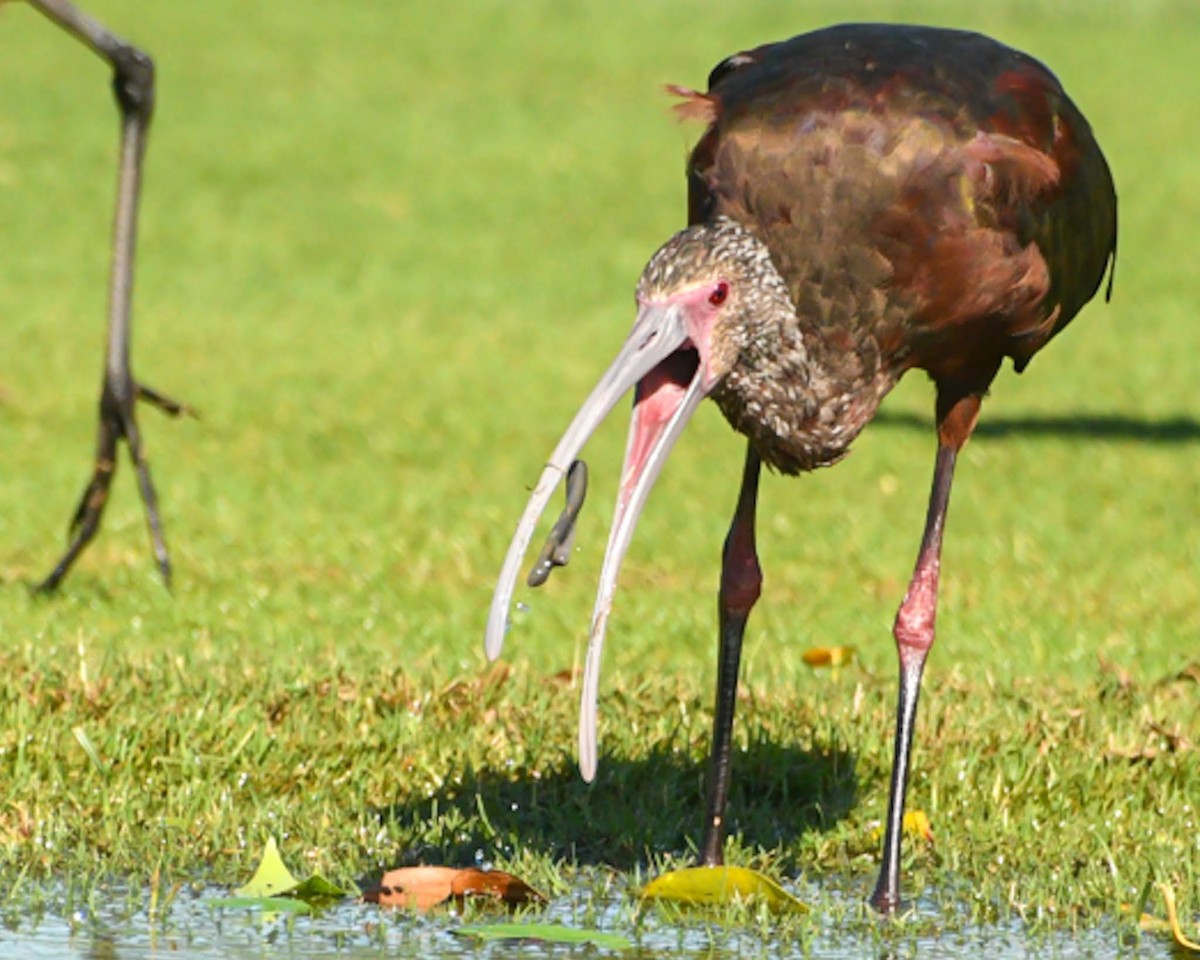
(28, 0), (192, 593)
(870, 441), (958, 913)
(700, 444), (762, 865)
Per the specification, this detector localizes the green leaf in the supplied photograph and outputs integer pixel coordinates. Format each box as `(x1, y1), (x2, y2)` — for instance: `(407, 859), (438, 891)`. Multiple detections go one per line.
(454, 923), (632, 949)
(292, 874), (348, 902)
(640, 866), (808, 913)
(234, 837), (301, 899)
(208, 895), (313, 915)
(223, 837), (348, 912)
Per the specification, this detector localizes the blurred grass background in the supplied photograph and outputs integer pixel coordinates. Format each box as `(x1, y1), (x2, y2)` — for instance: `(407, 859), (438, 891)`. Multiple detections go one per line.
(0, 0), (1196, 921)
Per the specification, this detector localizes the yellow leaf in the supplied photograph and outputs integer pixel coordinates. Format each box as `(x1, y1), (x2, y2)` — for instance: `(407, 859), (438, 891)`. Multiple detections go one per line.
(1158, 883), (1200, 953)
(801, 646), (856, 668)
(904, 810), (934, 843)
(234, 837), (300, 899)
(869, 810), (935, 845)
(1137, 912), (1171, 934)
(640, 866), (807, 913)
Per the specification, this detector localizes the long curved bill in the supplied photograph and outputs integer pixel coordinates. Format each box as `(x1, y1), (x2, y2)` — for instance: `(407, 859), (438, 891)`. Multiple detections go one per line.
(485, 302), (716, 780)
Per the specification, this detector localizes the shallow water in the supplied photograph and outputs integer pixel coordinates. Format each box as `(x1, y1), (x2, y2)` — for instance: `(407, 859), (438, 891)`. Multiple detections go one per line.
(0, 879), (1173, 959)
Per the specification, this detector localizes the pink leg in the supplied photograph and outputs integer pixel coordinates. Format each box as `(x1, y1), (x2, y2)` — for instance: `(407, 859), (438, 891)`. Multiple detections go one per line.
(700, 445), (762, 865)
(870, 442), (958, 912)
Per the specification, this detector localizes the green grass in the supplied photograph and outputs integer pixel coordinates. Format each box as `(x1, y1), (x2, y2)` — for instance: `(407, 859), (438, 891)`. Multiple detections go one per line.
(0, 0), (1197, 942)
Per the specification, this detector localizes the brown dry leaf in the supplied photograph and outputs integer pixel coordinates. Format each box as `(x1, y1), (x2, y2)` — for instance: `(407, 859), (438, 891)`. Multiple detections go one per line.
(451, 868), (545, 906)
(1107, 717), (1193, 763)
(364, 866), (461, 911)
(1147, 719), (1193, 753)
(439, 663), (513, 716)
(1154, 662), (1200, 688)
(364, 866), (544, 912)
(1105, 736), (1160, 764)
(801, 646), (856, 669)
(1097, 655), (1135, 695)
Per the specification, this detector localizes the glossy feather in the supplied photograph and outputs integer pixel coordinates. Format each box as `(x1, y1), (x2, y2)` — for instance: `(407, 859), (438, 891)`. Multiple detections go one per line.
(683, 24), (1116, 463)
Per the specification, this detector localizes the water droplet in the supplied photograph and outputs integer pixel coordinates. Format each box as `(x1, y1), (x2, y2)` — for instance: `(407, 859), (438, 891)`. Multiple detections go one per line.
(516, 602), (530, 614)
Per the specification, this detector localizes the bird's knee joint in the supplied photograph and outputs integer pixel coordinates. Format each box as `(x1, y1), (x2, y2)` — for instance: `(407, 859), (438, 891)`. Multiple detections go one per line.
(892, 562), (939, 653)
(111, 45), (155, 118)
(893, 603), (935, 654)
(719, 553), (762, 616)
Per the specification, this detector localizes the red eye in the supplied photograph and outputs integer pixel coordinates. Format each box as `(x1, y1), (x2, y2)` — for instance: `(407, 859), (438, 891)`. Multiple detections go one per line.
(708, 281), (730, 306)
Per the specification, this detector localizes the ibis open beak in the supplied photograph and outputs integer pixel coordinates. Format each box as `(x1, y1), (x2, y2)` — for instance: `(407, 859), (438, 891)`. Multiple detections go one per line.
(486, 301), (717, 779)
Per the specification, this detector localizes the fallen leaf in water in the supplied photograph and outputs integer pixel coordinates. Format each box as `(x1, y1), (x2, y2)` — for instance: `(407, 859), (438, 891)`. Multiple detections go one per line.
(209, 895), (313, 915)
(640, 866), (806, 913)
(451, 867), (544, 905)
(454, 923), (631, 948)
(209, 837), (347, 914)
(364, 866), (544, 912)
(801, 646), (856, 668)
(363, 866), (460, 911)
(292, 874), (348, 902)
(235, 837), (300, 898)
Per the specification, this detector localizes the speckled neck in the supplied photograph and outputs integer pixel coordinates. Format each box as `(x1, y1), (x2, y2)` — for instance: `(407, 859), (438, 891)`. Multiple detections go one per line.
(692, 220), (892, 474)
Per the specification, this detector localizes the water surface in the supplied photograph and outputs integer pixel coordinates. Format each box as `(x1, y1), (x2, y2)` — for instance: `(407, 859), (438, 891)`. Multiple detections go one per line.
(0, 879), (1171, 959)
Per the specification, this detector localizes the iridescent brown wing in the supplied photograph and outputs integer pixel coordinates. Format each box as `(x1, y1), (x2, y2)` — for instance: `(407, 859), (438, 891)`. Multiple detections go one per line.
(683, 24), (1116, 385)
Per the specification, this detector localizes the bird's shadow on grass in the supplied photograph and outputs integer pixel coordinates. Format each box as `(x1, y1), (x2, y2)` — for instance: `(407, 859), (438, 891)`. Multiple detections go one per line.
(874, 409), (1200, 442)
(375, 738), (858, 873)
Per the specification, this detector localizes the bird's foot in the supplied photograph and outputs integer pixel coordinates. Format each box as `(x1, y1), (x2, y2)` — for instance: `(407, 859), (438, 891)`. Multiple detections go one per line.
(34, 376), (194, 594)
(868, 883), (902, 915)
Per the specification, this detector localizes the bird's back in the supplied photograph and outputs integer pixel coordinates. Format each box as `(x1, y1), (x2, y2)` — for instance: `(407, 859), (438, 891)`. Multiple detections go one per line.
(682, 23), (1116, 398)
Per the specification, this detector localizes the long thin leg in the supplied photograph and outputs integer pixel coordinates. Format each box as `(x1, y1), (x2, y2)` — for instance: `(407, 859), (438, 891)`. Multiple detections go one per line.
(700, 444), (762, 865)
(28, 0), (192, 593)
(870, 391), (980, 913)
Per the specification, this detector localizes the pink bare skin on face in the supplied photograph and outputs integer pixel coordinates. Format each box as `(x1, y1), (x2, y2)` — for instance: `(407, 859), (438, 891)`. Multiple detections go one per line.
(624, 353), (696, 495)
(622, 281), (732, 501)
